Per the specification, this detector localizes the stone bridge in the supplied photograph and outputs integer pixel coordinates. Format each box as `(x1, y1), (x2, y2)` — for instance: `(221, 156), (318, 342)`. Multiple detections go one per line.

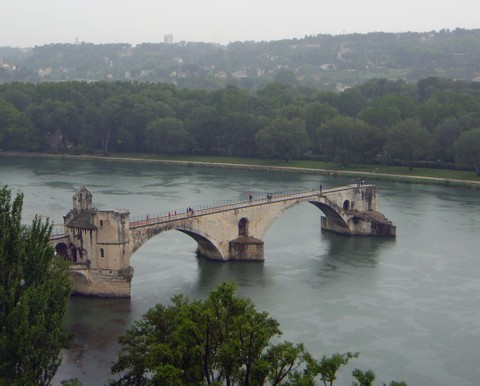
(50, 184), (395, 297)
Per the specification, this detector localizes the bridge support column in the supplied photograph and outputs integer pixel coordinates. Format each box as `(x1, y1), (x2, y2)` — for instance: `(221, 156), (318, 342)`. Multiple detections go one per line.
(228, 236), (264, 261)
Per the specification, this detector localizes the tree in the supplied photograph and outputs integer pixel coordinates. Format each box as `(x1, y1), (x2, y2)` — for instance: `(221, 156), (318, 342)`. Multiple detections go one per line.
(25, 99), (81, 148)
(304, 102), (338, 144)
(384, 119), (432, 170)
(357, 94), (417, 130)
(274, 69), (300, 88)
(352, 368), (376, 386)
(432, 116), (478, 162)
(336, 89), (367, 117)
(187, 106), (222, 154)
(111, 282), (309, 385)
(0, 98), (40, 151)
(454, 128), (480, 175)
(317, 116), (385, 166)
(145, 117), (193, 155)
(220, 112), (266, 156)
(314, 352), (359, 386)
(0, 186), (71, 385)
(98, 95), (135, 155)
(111, 282), (408, 386)
(255, 117), (310, 161)
(256, 83), (295, 111)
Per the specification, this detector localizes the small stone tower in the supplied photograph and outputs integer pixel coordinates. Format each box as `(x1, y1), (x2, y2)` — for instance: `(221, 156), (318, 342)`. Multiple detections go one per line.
(63, 187), (133, 297)
(73, 186), (93, 213)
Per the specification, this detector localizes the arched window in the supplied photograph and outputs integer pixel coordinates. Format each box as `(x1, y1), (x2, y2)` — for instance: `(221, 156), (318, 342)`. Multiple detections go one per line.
(100, 248), (105, 258)
(343, 200), (350, 210)
(238, 218), (249, 237)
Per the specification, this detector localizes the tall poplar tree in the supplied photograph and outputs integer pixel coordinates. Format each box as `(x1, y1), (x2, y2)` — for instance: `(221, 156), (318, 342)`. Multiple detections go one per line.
(0, 186), (71, 385)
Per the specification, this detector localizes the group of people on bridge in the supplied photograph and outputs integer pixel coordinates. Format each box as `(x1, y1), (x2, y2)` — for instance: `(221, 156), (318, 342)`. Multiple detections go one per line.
(356, 178), (365, 187)
(248, 192), (274, 202)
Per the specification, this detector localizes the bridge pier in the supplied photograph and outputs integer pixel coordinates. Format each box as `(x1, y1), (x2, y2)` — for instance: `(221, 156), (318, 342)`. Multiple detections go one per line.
(315, 185), (396, 237)
(228, 236), (264, 261)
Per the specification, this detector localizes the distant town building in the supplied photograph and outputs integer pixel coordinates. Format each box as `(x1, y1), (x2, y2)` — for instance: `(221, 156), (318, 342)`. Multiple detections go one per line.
(164, 34), (173, 44)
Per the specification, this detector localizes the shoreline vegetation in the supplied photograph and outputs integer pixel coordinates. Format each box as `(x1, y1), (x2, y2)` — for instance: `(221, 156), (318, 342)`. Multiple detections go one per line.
(1, 151), (479, 189)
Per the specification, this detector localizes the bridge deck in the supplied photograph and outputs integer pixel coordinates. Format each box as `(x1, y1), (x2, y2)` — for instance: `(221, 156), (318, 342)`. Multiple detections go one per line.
(49, 184), (366, 238)
(129, 184), (362, 229)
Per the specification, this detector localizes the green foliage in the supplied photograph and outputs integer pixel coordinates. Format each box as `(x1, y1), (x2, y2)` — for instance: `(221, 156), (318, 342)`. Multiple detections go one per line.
(0, 186), (72, 385)
(111, 282), (410, 385)
(384, 119), (432, 169)
(3, 30), (480, 88)
(145, 117), (193, 155)
(352, 368), (375, 386)
(304, 102), (338, 144)
(61, 379), (84, 386)
(454, 128), (480, 175)
(1, 75), (480, 172)
(255, 117), (309, 161)
(111, 282), (310, 385)
(317, 116), (384, 166)
(315, 352), (359, 386)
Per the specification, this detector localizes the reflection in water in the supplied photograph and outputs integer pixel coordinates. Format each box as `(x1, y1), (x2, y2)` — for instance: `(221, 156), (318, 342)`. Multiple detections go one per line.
(323, 232), (395, 266)
(195, 258), (267, 291)
(308, 233), (394, 288)
(57, 297), (132, 384)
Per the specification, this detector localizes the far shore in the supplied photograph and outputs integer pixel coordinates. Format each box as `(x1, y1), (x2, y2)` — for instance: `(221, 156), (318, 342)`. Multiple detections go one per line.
(1, 151), (479, 189)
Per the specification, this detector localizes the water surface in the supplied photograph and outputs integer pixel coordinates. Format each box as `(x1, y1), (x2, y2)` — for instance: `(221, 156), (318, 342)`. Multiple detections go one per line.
(1, 157), (479, 386)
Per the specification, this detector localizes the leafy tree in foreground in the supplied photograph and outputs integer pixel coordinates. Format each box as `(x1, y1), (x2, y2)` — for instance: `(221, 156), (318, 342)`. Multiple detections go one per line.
(112, 282), (309, 385)
(0, 186), (72, 385)
(112, 282), (408, 385)
(352, 368), (375, 386)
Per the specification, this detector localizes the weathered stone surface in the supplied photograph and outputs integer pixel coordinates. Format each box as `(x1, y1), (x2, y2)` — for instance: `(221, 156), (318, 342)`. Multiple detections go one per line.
(229, 236), (264, 261)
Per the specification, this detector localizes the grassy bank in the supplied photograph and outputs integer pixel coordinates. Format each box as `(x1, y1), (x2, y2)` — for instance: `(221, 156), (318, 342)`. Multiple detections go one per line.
(2, 151), (480, 189)
(108, 153), (480, 188)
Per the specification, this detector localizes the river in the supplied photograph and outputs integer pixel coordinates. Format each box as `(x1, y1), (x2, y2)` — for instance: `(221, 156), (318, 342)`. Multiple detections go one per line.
(1, 156), (479, 386)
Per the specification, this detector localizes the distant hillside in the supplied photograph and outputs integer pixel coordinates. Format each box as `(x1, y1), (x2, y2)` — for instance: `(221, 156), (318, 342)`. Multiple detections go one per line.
(1, 28), (480, 90)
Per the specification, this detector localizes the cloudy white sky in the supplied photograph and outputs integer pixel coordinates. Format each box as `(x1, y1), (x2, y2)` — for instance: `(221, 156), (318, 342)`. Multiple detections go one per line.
(1, 0), (478, 47)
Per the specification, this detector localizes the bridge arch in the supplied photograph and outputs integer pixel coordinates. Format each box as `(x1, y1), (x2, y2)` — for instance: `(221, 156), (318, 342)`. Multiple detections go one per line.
(131, 223), (225, 260)
(177, 228), (224, 260)
(69, 270), (91, 295)
(308, 201), (350, 233)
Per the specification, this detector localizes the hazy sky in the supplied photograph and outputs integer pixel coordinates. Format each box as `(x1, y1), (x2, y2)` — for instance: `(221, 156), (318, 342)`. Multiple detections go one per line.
(1, 0), (478, 47)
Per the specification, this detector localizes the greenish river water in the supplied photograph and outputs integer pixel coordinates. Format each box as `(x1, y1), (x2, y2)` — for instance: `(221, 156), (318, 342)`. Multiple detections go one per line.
(1, 156), (479, 386)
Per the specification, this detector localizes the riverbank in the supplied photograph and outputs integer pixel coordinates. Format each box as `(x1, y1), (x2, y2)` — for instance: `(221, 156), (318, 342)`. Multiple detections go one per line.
(1, 151), (479, 189)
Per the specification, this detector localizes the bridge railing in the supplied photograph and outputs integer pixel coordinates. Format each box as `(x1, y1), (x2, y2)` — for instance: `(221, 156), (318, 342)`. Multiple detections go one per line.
(49, 228), (66, 240)
(129, 184), (363, 228)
